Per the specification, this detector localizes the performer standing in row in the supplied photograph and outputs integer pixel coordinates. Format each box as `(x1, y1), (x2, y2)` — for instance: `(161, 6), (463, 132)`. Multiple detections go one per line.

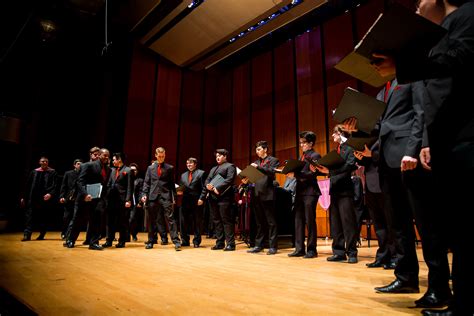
(245, 141), (279, 255)
(198, 149), (236, 251)
(178, 157), (205, 247)
(59, 159), (82, 240)
(287, 131), (322, 259)
(141, 147), (180, 250)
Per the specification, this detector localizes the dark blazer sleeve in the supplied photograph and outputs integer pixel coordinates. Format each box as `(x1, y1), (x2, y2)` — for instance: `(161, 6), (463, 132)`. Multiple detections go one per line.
(59, 171), (69, 199)
(214, 163), (236, 194)
(141, 165), (152, 199)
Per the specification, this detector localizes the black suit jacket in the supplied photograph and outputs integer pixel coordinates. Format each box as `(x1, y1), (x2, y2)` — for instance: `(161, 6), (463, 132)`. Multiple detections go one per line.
(77, 160), (111, 200)
(295, 149), (322, 197)
(132, 177), (144, 206)
(179, 169), (205, 206)
(24, 167), (58, 205)
(357, 140), (382, 194)
(200, 162), (236, 201)
(253, 155), (280, 201)
(60, 169), (79, 201)
(142, 162), (176, 202)
(396, 2), (474, 168)
(376, 79), (424, 169)
(107, 165), (133, 203)
(328, 143), (357, 196)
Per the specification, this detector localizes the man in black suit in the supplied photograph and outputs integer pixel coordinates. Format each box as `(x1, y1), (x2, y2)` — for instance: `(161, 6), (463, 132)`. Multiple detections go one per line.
(103, 153), (132, 248)
(178, 157), (205, 247)
(198, 149), (237, 251)
(287, 131), (322, 259)
(374, 2), (474, 314)
(65, 148), (111, 250)
(244, 141), (280, 255)
(129, 163), (144, 242)
(141, 147), (180, 250)
(316, 125), (359, 263)
(358, 80), (452, 310)
(354, 141), (396, 269)
(21, 156), (58, 241)
(59, 159), (82, 240)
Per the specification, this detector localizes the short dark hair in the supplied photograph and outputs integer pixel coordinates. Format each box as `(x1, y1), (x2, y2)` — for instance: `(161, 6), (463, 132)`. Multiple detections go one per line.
(299, 131), (316, 144)
(334, 124), (351, 138)
(113, 152), (126, 162)
(187, 157), (198, 164)
(73, 159), (82, 165)
(89, 146), (100, 154)
(215, 149), (229, 157)
(255, 141), (268, 149)
(130, 162), (138, 169)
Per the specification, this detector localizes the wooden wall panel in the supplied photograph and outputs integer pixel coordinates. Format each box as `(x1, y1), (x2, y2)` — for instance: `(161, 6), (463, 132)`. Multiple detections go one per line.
(177, 70), (204, 176)
(324, 12), (358, 152)
(202, 69), (219, 171)
(250, 51), (273, 162)
(274, 40), (297, 163)
(295, 29), (326, 156)
(153, 60), (182, 171)
(123, 45), (156, 170)
(232, 62), (251, 169)
(215, 69), (233, 158)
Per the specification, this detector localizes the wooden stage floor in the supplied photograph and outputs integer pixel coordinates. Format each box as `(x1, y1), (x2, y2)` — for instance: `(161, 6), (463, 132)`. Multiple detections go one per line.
(0, 232), (449, 315)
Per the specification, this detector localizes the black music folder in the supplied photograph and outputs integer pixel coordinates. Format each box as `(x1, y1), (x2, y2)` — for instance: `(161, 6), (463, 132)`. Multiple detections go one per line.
(311, 150), (345, 168)
(86, 183), (102, 199)
(279, 160), (306, 174)
(334, 3), (446, 87)
(239, 165), (265, 183)
(345, 136), (378, 151)
(333, 87), (386, 134)
(209, 174), (226, 188)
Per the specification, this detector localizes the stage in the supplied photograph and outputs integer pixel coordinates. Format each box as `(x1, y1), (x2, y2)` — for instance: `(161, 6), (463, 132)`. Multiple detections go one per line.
(0, 232), (445, 315)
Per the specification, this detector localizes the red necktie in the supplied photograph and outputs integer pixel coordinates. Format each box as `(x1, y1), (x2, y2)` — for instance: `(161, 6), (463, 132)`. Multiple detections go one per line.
(260, 159), (265, 166)
(384, 81), (391, 103)
(115, 169), (119, 180)
(337, 144), (341, 154)
(157, 164), (162, 177)
(300, 155), (305, 161)
(101, 166), (106, 180)
(188, 171), (193, 184)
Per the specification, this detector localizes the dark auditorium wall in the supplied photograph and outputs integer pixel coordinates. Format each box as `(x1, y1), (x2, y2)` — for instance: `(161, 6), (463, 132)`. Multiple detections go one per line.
(123, 0), (390, 237)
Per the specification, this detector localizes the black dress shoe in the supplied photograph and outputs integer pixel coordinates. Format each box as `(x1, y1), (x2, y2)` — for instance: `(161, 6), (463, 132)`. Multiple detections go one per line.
(303, 251), (317, 259)
(63, 240), (74, 248)
(132, 235), (138, 242)
(115, 242), (125, 248)
(211, 245), (225, 250)
(181, 242), (190, 247)
(89, 243), (104, 251)
(82, 240), (90, 246)
(247, 247), (263, 253)
(421, 307), (454, 316)
(288, 251), (305, 257)
(61, 234), (66, 240)
(175, 243), (182, 251)
(36, 232), (46, 240)
(267, 248), (277, 255)
(21, 233), (31, 242)
(327, 255), (347, 262)
(383, 262), (396, 269)
(102, 241), (113, 248)
(145, 243), (153, 249)
(374, 279), (419, 293)
(367, 261), (384, 268)
(347, 256), (358, 264)
(415, 291), (452, 308)
(161, 240), (169, 245)
(224, 245), (236, 251)
(193, 244), (199, 248)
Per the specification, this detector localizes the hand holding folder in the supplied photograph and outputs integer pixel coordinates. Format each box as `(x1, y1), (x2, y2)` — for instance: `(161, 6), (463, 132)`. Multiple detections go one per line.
(334, 3), (446, 87)
(333, 87), (386, 134)
(239, 165), (265, 183)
